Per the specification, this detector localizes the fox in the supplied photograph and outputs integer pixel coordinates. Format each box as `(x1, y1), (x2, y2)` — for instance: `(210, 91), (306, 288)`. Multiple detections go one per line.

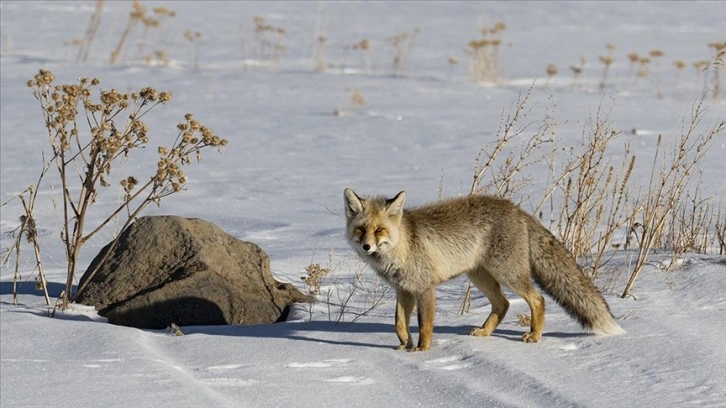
(343, 188), (624, 351)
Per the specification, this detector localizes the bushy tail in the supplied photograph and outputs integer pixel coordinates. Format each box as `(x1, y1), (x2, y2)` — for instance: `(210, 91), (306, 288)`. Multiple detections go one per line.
(525, 216), (625, 336)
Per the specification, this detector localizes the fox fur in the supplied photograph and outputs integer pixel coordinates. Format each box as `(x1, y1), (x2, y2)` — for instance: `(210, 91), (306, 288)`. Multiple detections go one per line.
(344, 188), (624, 351)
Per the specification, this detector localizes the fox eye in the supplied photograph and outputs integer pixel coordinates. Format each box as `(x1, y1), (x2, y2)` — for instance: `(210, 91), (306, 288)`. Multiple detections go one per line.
(375, 227), (384, 234)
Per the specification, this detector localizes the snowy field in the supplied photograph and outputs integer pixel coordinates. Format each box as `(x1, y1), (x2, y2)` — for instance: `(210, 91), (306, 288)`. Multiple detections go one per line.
(1, 1), (725, 407)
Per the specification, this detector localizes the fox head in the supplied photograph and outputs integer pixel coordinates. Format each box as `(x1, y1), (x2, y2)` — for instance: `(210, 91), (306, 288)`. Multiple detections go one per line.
(344, 188), (406, 257)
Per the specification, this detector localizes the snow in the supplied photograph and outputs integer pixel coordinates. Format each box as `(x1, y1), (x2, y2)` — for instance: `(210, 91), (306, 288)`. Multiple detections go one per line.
(1, 1), (725, 407)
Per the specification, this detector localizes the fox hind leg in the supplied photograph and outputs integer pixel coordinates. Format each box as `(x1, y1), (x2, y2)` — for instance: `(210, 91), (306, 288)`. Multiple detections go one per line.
(467, 268), (510, 337)
(395, 289), (415, 350)
(508, 279), (545, 343)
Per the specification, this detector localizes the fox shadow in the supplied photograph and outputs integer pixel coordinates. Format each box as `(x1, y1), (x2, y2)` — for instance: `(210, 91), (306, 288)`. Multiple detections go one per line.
(181, 318), (587, 349)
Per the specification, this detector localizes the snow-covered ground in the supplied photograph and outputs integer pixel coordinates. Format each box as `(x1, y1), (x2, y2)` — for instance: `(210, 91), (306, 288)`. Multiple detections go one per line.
(1, 1), (725, 407)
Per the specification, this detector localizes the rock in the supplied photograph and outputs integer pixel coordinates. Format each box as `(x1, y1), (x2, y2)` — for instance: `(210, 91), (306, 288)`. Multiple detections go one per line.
(75, 215), (311, 329)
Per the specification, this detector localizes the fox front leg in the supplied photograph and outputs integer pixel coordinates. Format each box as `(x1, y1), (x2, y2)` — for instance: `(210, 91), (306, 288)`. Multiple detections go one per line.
(395, 290), (415, 350)
(412, 287), (436, 351)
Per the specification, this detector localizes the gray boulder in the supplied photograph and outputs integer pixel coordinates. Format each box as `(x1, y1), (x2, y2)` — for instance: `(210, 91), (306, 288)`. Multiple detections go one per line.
(75, 215), (311, 329)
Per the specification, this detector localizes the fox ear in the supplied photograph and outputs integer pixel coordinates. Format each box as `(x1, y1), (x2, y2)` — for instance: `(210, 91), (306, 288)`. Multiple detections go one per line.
(386, 191), (406, 216)
(344, 188), (363, 219)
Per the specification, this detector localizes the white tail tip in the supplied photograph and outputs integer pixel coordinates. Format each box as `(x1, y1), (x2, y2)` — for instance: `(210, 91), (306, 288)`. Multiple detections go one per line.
(591, 318), (626, 336)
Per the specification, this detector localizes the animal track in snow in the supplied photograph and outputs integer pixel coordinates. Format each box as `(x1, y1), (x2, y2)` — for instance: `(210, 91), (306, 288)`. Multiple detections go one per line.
(425, 355), (471, 371)
(203, 378), (258, 387)
(207, 364), (243, 371)
(324, 376), (374, 385)
(559, 343), (579, 351)
(285, 359), (352, 369)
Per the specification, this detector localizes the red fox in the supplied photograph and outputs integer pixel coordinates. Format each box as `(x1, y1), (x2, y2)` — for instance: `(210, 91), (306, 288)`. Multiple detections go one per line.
(344, 188), (624, 351)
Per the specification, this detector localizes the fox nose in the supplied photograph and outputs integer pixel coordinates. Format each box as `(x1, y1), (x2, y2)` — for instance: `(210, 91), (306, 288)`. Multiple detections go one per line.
(362, 244), (371, 252)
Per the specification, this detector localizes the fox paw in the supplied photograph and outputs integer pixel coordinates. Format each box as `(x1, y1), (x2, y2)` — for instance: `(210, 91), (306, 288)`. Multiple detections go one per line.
(469, 327), (492, 337)
(521, 332), (541, 343)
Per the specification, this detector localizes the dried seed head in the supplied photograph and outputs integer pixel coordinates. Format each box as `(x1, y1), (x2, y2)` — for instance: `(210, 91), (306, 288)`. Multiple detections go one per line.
(159, 91), (172, 103)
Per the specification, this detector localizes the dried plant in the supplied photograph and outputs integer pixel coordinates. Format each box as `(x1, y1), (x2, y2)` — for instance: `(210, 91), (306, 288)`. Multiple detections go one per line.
(673, 59), (687, 95)
(184, 30), (202, 68)
(627, 52), (640, 76)
(110, 1), (145, 64)
(598, 55), (614, 90)
(665, 177), (717, 256)
(385, 27), (420, 77)
(334, 88), (367, 117)
(597, 43), (616, 90)
(447, 57), (459, 81)
(75, 0), (105, 63)
(553, 106), (635, 277)
(24, 69), (227, 309)
(545, 63), (557, 87)
(649, 49), (665, 98)
(621, 97), (724, 297)
(301, 263), (331, 296)
(250, 16), (288, 69)
(313, 1), (329, 73)
(569, 55), (587, 90)
(315, 35), (327, 73)
(715, 208), (726, 255)
(465, 21), (507, 84)
(708, 41), (725, 100)
(470, 83), (552, 199)
(136, 6), (175, 64)
(1, 185), (52, 306)
(353, 39), (372, 74)
(305, 254), (390, 325)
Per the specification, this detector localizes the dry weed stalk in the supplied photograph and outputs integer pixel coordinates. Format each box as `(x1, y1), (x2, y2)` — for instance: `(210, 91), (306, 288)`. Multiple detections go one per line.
(447, 57), (459, 81)
(184, 30), (202, 68)
(1, 184), (52, 306)
(351, 39), (372, 74)
(110, 1), (145, 64)
(598, 56), (614, 90)
(708, 42), (725, 100)
(673, 60), (687, 96)
(621, 97), (724, 297)
(386, 27), (420, 77)
(545, 64), (557, 87)
(313, 1), (329, 73)
(665, 178), (717, 256)
(715, 208), (726, 255)
(627, 52), (640, 77)
(649, 49), (665, 98)
(466, 22), (507, 84)
(334, 88), (367, 117)
(305, 254), (390, 324)
(569, 55), (587, 90)
(136, 6), (175, 64)
(251, 16), (288, 69)
(555, 107), (635, 277)
(26, 69), (227, 309)
(470, 84), (535, 196)
(75, 0), (105, 63)
(315, 35), (327, 73)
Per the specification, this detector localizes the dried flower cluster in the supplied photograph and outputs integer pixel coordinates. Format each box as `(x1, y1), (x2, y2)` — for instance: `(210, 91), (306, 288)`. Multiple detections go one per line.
(25, 69), (227, 308)
(302, 263), (331, 295)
